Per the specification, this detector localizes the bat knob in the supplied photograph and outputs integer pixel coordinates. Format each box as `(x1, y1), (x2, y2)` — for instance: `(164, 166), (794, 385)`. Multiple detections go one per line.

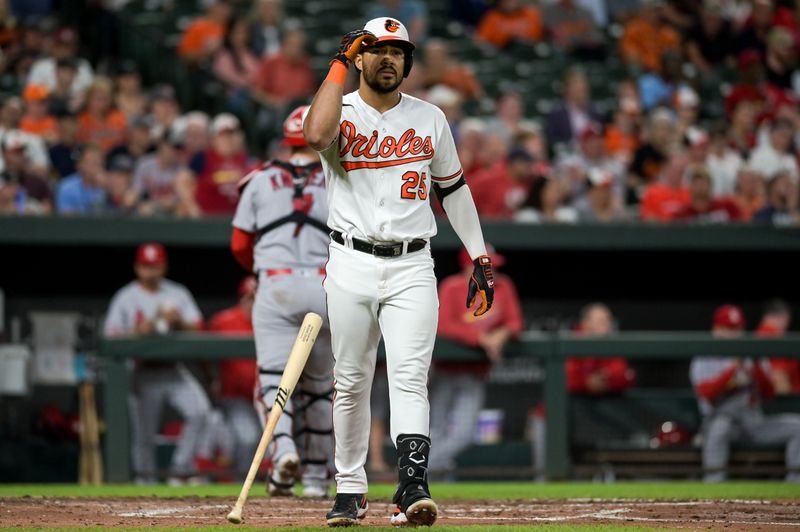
(227, 509), (243, 524)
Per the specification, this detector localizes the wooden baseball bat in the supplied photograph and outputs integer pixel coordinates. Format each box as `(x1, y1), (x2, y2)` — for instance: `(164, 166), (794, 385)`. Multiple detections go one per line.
(227, 312), (323, 524)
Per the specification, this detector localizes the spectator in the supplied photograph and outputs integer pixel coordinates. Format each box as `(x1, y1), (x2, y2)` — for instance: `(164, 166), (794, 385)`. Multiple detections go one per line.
(103, 243), (212, 484)
(515, 175), (578, 223)
(748, 119), (799, 182)
(20, 83), (56, 143)
(114, 60), (147, 121)
(690, 304), (800, 482)
(175, 113), (254, 216)
(429, 245), (524, 475)
(107, 114), (154, 168)
(177, 0), (231, 64)
(574, 168), (627, 222)
(753, 170), (799, 226)
(427, 85), (464, 140)
(475, 0), (543, 50)
(638, 49), (686, 112)
(251, 26), (316, 138)
(604, 94), (641, 164)
(471, 148), (539, 219)
(544, 68), (601, 152)
(559, 123), (625, 203)
(55, 143), (106, 214)
(421, 39), (483, 101)
(249, 0), (284, 58)
(0, 129), (51, 212)
(619, 0), (680, 73)
(147, 84), (180, 141)
(47, 58), (83, 115)
(706, 122), (744, 197)
(27, 27), (93, 96)
(174, 111), (211, 160)
(736, 0), (774, 56)
(755, 298), (800, 395)
(456, 118), (488, 176)
(542, 0), (605, 60)
(367, 0), (429, 43)
(639, 154), (690, 221)
(728, 99), (758, 155)
(532, 303), (635, 479)
(731, 166), (765, 220)
(685, 0), (736, 76)
(485, 90), (527, 144)
(132, 127), (186, 217)
(1, 16), (45, 84)
(0, 96), (50, 176)
(673, 166), (743, 222)
(207, 276), (260, 479)
(683, 126), (709, 169)
(214, 16), (260, 114)
(627, 108), (676, 203)
(105, 153), (137, 214)
(764, 27), (797, 91)
(78, 77), (127, 152)
(48, 111), (80, 179)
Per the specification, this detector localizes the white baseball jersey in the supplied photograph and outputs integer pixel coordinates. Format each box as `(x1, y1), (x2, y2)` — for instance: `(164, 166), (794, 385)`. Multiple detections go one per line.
(232, 160), (329, 271)
(318, 91), (463, 243)
(103, 280), (202, 336)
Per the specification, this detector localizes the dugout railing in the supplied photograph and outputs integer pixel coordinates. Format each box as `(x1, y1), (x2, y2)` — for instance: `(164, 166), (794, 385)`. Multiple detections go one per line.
(97, 333), (800, 483)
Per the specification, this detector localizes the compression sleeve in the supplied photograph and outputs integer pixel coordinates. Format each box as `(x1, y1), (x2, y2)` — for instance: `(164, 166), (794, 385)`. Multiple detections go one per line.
(441, 184), (487, 260)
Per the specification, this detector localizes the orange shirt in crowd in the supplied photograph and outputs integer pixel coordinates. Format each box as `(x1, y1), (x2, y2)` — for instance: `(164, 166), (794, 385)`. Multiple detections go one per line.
(208, 305), (256, 402)
(255, 53), (316, 102)
(619, 18), (680, 73)
(758, 322), (800, 394)
(640, 183), (690, 221)
(604, 125), (638, 160)
(78, 110), (127, 151)
(20, 115), (57, 139)
(476, 6), (543, 49)
(178, 18), (224, 59)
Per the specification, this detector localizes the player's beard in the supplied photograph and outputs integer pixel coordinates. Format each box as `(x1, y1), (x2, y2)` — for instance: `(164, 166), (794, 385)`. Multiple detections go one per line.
(363, 63), (403, 94)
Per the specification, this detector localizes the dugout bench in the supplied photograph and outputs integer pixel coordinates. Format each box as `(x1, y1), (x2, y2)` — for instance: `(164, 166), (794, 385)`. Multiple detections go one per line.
(97, 333), (800, 483)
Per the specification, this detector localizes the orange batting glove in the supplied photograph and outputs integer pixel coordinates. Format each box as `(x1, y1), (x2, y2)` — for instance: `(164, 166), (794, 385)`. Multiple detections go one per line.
(467, 255), (494, 317)
(332, 29), (377, 67)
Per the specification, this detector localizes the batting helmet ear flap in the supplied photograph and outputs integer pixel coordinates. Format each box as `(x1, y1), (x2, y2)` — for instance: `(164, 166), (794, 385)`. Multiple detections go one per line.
(403, 50), (413, 78)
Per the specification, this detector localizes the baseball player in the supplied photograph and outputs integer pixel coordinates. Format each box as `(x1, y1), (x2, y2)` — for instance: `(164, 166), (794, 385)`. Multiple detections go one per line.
(690, 304), (800, 482)
(207, 276), (261, 479)
(755, 298), (799, 395)
(103, 243), (212, 484)
(230, 106), (334, 498)
(303, 17), (494, 527)
(430, 245), (523, 476)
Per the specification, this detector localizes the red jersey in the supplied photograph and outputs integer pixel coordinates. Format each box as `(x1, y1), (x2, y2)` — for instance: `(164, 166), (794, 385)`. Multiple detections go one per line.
(758, 321), (800, 393)
(672, 197), (743, 222)
(469, 161), (530, 220)
(208, 305), (256, 401)
(640, 183), (690, 221)
(566, 357), (634, 394)
(191, 148), (253, 215)
(436, 272), (524, 373)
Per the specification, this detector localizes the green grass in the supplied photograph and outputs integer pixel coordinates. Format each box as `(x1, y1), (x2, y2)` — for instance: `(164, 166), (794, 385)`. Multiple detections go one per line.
(1, 481), (799, 500)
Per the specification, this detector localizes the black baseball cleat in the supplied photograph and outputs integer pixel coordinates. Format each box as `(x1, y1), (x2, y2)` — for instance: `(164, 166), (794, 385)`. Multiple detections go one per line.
(392, 485), (438, 526)
(392, 434), (438, 526)
(326, 493), (368, 527)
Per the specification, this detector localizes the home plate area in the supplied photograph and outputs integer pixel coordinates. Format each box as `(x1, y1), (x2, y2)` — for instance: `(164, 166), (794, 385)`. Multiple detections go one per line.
(2, 497), (800, 529)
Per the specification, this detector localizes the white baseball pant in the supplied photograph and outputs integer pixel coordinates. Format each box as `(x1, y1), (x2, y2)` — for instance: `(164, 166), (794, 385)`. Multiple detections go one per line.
(324, 239), (438, 494)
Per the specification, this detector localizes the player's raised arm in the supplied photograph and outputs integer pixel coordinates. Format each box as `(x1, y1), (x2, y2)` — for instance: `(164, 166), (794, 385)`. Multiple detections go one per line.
(303, 30), (376, 151)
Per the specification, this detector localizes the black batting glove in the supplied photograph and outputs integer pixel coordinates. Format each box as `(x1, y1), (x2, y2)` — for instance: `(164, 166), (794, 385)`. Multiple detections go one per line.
(467, 255), (494, 317)
(332, 30), (377, 67)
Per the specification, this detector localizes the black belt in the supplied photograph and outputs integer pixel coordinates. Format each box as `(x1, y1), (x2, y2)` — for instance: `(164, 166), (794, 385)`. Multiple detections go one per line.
(331, 231), (427, 257)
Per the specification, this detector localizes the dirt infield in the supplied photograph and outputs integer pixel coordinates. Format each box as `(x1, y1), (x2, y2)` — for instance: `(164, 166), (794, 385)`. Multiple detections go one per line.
(2, 496), (800, 529)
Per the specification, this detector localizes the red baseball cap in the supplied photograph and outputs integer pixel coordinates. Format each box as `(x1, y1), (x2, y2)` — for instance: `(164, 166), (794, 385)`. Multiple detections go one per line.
(282, 105), (309, 147)
(135, 242), (168, 266)
(238, 275), (257, 297)
(459, 243), (505, 269)
(713, 304), (746, 329)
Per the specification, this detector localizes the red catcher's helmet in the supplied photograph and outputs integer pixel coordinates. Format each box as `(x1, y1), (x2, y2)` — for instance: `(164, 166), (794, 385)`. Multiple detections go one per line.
(283, 105), (309, 147)
(713, 304), (746, 330)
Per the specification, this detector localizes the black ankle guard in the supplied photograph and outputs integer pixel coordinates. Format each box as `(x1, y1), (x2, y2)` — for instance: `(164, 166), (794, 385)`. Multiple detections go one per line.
(392, 433), (432, 509)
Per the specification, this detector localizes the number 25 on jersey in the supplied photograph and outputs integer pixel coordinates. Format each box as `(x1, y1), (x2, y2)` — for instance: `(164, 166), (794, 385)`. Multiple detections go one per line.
(400, 171), (428, 200)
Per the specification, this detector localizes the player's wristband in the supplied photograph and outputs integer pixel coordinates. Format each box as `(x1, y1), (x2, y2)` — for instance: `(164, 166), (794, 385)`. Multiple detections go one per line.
(325, 62), (347, 86)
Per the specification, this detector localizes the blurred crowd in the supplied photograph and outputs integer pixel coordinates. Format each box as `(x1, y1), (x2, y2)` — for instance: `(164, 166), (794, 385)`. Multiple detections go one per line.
(0, 0), (798, 225)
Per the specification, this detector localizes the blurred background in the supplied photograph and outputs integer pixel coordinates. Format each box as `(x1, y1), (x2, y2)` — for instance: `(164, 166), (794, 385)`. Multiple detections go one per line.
(1, 0), (800, 485)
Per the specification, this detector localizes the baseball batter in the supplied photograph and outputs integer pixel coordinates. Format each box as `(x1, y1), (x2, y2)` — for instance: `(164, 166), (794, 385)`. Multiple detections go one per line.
(231, 106), (334, 498)
(103, 243), (211, 484)
(303, 17), (495, 527)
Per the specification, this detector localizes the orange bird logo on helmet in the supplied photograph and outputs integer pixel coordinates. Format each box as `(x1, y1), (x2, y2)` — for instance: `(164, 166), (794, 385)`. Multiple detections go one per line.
(384, 19), (400, 33)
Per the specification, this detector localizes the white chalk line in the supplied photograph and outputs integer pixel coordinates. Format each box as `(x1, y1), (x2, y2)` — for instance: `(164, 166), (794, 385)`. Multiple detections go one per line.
(118, 504), (228, 517)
